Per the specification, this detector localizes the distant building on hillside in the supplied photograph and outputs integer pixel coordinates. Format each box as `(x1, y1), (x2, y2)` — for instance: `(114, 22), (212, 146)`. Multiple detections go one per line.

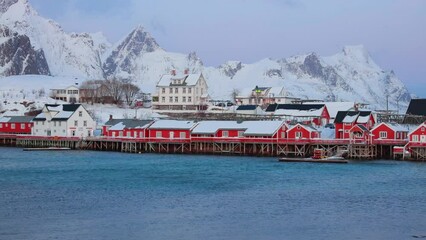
(152, 70), (209, 111)
(49, 84), (80, 103)
(235, 86), (299, 106)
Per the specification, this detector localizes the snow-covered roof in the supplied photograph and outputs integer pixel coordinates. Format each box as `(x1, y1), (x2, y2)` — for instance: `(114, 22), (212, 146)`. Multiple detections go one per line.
(382, 123), (411, 132)
(274, 108), (323, 117)
(46, 105), (63, 112)
(109, 122), (126, 131)
(108, 119), (153, 130)
(185, 73), (202, 85)
(157, 73), (201, 87)
(342, 113), (359, 123)
(267, 87), (284, 96)
(191, 121), (247, 134)
(0, 117), (11, 122)
(311, 102), (355, 119)
(356, 115), (370, 123)
(52, 111), (74, 119)
(243, 120), (285, 136)
(149, 120), (196, 130)
(408, 123), (426, 136)
(288, 123), (318, 132)
(191, 120), (285, 136)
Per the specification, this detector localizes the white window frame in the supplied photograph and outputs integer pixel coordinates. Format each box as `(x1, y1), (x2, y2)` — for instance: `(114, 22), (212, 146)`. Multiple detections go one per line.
(156, 131), (162, 138)
(296, 131), (302, 138)
(180, 132), (186, 139)
(379, 131), (387, 139)
(222, 131), (229, 137)
(238, 131), (244, 137)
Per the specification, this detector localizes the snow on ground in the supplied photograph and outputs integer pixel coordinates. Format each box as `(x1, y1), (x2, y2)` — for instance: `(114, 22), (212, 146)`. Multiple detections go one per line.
(0, 75), (161, 125)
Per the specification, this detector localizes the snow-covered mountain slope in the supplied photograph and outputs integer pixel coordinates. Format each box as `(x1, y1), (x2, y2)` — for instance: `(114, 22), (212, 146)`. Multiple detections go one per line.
(0, 0), (108, 79)
(201, 46), (410, 110)
(0, 24), (49, 76)
(0, 0), (411, 111)
(0, 75), (160, 123)
(102, 25), (204, 91)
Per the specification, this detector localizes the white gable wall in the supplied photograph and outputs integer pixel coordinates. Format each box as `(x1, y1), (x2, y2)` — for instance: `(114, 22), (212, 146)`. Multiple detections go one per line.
(32, 105), (96, 137)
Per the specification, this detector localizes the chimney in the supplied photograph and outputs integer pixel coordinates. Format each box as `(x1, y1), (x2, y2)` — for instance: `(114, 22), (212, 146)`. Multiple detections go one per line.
(184, 69), (189, 75)
(109, 115), (113, 121)
(171, 69), (176, 76)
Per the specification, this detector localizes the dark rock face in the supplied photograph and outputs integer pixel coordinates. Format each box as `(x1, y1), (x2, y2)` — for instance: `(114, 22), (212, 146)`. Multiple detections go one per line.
(299, 53), (351, 91)
(103, 26), (160, 77)
(0, 25), (50, 76)
(221, 61), (243, 79)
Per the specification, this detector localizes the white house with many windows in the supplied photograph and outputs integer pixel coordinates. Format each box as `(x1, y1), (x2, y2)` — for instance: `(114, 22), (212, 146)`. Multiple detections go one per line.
(50, 84), (80, 103)
(32, 104), (96, 137)
(152, 71), (209, 110)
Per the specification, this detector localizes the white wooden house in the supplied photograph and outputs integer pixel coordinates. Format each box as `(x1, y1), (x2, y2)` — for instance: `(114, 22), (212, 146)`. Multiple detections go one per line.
(50, 84), (80, 103)
(152, 71), (209, 110)
(235, 86), (299, 106)
(32, 104), (96, 137)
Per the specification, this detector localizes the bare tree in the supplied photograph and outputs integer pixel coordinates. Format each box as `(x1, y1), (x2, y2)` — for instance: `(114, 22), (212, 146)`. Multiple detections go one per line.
(80, 80), (102, 104)
(230, 88), (240, 103)
(103, 78), (124, 104)
(122, 80), (140, 105)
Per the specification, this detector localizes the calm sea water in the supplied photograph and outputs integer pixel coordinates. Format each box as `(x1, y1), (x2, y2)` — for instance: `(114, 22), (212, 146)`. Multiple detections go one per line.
(0, 147), (425, 240)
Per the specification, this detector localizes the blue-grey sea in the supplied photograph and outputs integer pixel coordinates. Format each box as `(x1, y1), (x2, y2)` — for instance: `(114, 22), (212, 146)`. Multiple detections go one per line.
(0, 146), (425, 240)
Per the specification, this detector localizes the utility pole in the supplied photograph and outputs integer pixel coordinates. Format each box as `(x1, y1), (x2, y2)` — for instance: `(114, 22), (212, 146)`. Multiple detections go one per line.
(386, 95), (389, 113)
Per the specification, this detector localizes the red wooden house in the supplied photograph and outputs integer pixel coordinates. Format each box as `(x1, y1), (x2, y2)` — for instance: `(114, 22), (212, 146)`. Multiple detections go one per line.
(190, 120), (288, 141)
(191, 121), (248, 139)
(286, 123), (320, 139)
(103, 119), (153, 138)
(408, 123), (426, 143)
(334, 111), (375, 139)
(348, 124), (371, 143)
(147, 120), (197, 140)
(371, 123), (410, 141)
(0, 116), (34, 134)
(242, 120), (288, 140)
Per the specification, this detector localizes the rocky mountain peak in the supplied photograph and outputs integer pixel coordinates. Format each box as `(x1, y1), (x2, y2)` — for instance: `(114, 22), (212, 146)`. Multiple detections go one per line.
(341, 45), (372, 64)
(1, 0), (34, 19)
(124, 25), (160, 54)
(0, 24), (50, 76)
(220, 61), (243, 79)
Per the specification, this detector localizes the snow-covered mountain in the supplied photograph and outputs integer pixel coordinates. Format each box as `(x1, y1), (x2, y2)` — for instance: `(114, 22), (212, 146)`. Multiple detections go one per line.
(0, 0), (108, 79)
(0, 0), (411, 111)
(0, 24), (49, 75)
(102, 25), (204, 90)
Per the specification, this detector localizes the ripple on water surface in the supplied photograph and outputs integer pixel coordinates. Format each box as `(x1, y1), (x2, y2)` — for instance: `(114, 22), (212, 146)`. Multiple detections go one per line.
(0, 147), (425, 240)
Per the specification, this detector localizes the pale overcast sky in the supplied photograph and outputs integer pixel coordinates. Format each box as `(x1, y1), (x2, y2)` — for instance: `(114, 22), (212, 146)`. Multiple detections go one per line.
(29, 0), (426, 96)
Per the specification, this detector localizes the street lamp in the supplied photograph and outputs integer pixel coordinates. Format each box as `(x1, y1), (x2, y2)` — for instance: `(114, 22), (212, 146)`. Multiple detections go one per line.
(255, 85), (261, 106)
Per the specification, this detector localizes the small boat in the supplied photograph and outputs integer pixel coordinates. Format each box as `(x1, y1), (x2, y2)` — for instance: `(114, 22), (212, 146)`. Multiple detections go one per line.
(279, 148), (348, 163)
(279, 156), (348, 164)
(23, 147), (72, 151)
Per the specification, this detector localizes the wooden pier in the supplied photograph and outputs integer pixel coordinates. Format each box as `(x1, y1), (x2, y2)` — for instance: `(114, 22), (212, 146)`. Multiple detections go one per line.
(1, 134), (425, 161)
